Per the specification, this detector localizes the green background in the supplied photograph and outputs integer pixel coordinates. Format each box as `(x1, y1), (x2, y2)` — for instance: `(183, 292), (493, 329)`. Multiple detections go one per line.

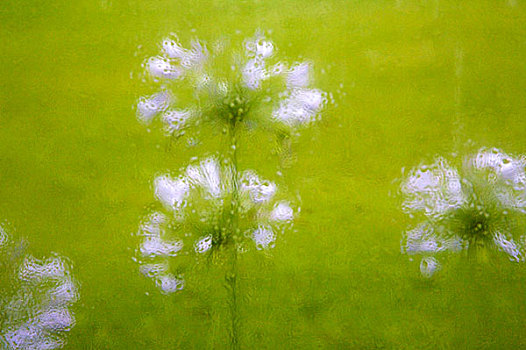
(1, 0), (526, 348)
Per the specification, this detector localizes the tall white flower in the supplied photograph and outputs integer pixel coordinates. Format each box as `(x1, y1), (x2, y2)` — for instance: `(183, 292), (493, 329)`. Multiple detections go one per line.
(135, 157), (295, 294)
(133, 31), (320, 347)
(400, 148), (526, 277)
(135, 32), (327, 136)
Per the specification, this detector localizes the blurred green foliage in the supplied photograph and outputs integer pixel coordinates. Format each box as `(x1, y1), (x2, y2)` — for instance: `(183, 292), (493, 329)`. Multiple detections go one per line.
(1, 0), (526, 348)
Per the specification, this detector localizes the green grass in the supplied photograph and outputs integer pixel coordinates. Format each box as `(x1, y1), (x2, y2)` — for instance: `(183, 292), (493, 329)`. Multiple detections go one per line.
(1, 0), (526, 348)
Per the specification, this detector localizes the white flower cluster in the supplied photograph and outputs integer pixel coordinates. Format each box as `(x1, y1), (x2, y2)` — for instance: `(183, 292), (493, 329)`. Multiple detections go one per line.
(135, 212), (185, 295)
(135, 33), (327, 135)
(400, 148), (526, 277)
(1, 231), (79, 350)
(136, 157), (295, 294)
(401, 157), (464, 221)
(272, 62), (327, 127)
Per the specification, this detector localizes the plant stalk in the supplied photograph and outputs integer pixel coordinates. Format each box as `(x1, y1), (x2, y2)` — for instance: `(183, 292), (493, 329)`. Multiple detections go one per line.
(225, 121), (240, 350)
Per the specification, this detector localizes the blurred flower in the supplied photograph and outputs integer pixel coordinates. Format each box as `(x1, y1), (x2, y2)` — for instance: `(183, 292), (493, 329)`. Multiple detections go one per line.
(136, 91), (172, 124)
(272, 87), (325, 126)
(135, 156), (296, 294)
(400, 147), (526, 277)
(135, 32), (327, 137)
(0, 227), (79, 350)
(270, 201), (294, 222)
(420, 256), (440, 278)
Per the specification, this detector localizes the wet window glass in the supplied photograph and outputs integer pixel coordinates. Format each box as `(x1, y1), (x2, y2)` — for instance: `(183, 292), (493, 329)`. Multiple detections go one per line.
(1, 1), (526, 348)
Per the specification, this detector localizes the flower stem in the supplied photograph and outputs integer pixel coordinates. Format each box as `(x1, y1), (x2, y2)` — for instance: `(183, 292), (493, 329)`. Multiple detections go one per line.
(467, 238), (489, 263)
(225, 122), (240, 350)
(225, 243), (239, 350)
